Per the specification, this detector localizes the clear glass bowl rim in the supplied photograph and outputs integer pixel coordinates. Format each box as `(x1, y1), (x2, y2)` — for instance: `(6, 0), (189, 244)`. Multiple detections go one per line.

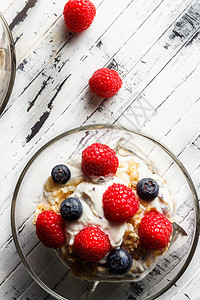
(0, 12), (16, 116)
(11, 123), (200, 300)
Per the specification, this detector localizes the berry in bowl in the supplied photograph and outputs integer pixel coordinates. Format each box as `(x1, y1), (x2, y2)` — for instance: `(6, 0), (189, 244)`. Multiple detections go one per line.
(11, 124), (199, 300)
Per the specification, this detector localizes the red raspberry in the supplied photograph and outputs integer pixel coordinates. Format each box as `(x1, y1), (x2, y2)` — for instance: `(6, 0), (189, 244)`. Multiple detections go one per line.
(81, 143), (119, 177)
(138, 211), (173, 250)
(63, 0), (96, 33)
(89, 68), (122, 98)
(74, 226), (111, 261)
(102, 183), (139, 223)
(36, 211), (65, 249)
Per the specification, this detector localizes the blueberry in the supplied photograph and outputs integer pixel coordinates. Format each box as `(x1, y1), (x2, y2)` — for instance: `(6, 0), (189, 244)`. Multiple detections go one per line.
(60, 197), (83, 221)
(51, 164), (71, 184)
(107, 248), (133, 274)
(136, 178), (159, 201)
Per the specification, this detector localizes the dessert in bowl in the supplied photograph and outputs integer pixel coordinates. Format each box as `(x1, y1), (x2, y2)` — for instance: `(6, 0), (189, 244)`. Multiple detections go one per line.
(11, 124), (199, 300)
(33, 140), (174, 281)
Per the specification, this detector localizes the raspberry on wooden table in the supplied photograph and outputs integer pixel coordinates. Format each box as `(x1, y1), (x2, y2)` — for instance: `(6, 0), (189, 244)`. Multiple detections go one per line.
(89, 68), (122, 98)
(81, 143), (119, 177)
(102, 183), (139, 223)
(74, 226), (111, 261)
(63, 0), (96, 33)
(36, 211), (65, 249)
(138, 211), (173, 250)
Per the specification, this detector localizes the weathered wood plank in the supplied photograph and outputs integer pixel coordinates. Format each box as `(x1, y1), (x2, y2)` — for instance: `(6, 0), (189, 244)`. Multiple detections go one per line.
(0, 0), (17, 14)
(122, 40), (200, 142)
(4, 0), (66, 61)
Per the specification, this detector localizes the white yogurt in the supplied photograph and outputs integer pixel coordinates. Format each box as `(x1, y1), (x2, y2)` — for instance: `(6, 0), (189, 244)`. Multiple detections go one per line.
(65, 178), (128, 247)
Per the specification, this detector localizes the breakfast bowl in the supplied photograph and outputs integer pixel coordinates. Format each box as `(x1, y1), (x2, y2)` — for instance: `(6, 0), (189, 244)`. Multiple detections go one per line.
(11, 124), (199, 300)
(0, 12), (16, 115)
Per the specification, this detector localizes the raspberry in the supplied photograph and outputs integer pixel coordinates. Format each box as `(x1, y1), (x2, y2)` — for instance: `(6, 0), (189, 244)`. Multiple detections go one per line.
(81, 143), (119, 177)
(89, 68), (122, 98)
(63, 0), (96, 33)
(102, 183), (139, 223)
(138, 211), (173, 250)
(74, 226), (111, 261)
(36, 211), (65, 249)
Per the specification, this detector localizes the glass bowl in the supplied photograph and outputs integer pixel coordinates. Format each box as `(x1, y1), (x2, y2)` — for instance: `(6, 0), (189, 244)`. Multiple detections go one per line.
(0, 12), (16, 115)
(11, 124), (199, 300)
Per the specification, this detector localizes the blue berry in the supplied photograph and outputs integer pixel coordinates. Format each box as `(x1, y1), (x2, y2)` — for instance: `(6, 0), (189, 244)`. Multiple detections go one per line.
(136, 178), (159, 201)
(60, 197), (83, 221)
(51, 164), (71, 184)
(107, 248), (133, 274)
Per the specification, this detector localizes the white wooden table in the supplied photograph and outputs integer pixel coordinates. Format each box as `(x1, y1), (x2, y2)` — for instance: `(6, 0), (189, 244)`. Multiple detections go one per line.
(0, 0), (200, 299)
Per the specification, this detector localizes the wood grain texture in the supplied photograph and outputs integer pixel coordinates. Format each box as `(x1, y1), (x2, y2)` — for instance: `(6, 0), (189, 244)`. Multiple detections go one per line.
(0, 0), (200, 299)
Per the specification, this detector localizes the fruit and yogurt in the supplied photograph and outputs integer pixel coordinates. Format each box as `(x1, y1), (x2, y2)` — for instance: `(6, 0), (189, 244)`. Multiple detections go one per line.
(33, 141), (174, 281)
